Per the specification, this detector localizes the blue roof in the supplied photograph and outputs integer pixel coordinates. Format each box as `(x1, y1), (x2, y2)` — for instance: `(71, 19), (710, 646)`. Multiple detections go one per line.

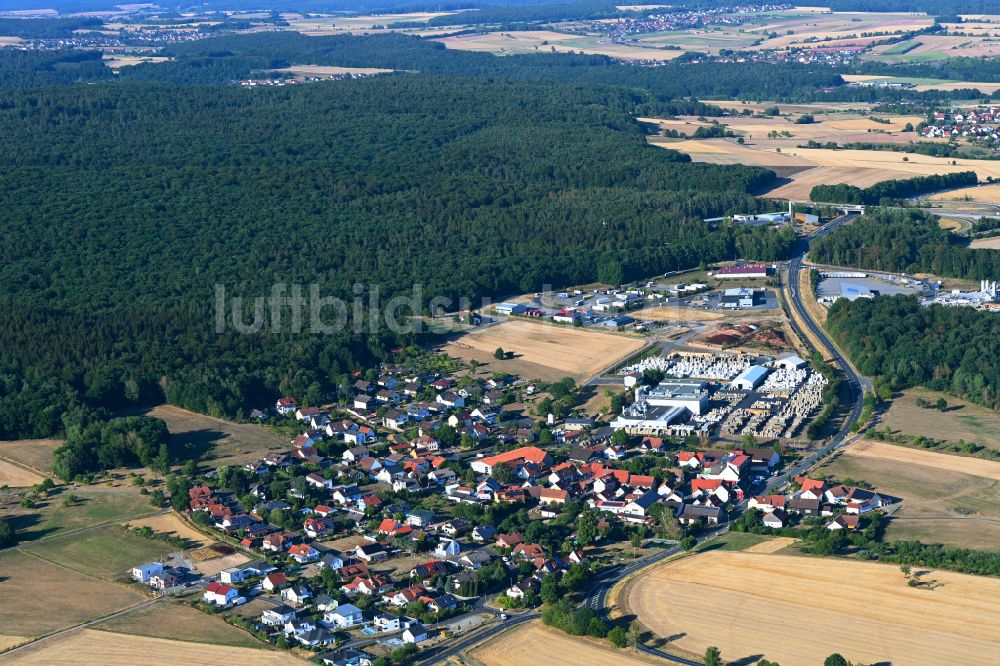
(734, 365), (769, 384)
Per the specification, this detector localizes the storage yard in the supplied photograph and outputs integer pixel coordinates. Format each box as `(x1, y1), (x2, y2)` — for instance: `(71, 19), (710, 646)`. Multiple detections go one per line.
(614, 352), (823, 440)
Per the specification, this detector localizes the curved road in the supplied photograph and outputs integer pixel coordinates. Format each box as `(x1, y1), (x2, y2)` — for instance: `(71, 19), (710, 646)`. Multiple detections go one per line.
(418, 214), (872, 665)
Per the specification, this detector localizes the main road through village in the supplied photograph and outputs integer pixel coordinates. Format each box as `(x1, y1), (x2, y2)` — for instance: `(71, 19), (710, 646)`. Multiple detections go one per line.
(415, 213), (870, 666)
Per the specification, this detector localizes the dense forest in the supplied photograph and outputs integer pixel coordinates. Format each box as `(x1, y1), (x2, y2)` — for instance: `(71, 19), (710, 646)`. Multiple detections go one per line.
(0, 29), (988, 102)
(827, 296), (1000, 409)
(810, 172), (978, 205)
(0, 50), (111, 87)
(71, 31), (950, 102)
(0, 76), (794, 439)
(810, 208), (1000, 280)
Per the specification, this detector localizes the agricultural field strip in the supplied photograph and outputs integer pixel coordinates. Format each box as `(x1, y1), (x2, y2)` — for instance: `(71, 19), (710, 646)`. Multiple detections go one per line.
(629, 551), (1000, 666)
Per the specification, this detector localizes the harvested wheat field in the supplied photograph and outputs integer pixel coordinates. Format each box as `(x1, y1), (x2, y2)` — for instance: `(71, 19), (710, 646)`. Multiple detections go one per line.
(3, 629), (305, 665)
(127, 512), (212, 548)
(637, 307), (725, 322)
(0, 551), (145, 641)
(436, 31), (684, 61)
(971, 235), (1000, 249)
(274, 64), (394, 77)
(133, 404), (287, 467)
(0, 439), (61, 473)
(820, 439), (1000, 549)
(766, 165), (917, 200)
(742, 536), (797, 553)
(630, 551), (1000, 666)
(473, 621), (659, 666)
(94, 601), (268, 648)
(929, 182), (1000, 204)
(0, 459), (44, 487)
(445, 319), (644, 382)
(849, 439), (1000, 481)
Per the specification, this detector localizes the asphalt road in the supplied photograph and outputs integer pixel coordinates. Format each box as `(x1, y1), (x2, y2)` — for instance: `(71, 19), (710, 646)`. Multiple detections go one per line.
(403, 214), (874, 665)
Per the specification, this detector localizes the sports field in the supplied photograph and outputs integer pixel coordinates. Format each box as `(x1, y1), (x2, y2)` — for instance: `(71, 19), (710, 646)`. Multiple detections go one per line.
(629, 551), (1000, 666)
(445, 319), (645, 382)
(473, 621), (658, 666)
(3, 629), (304, 665)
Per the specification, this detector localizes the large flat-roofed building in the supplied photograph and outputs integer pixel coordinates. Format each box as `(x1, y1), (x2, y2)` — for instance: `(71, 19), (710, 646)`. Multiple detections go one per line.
(715, 264), (769, 279)
(494, 302), (527, 316)
(611, 404), (690, 435)
(840, 283), (875, 301)
(730, 365), (770, 391)
(636, 379), (709, 415)
(721, 288), (761, 309)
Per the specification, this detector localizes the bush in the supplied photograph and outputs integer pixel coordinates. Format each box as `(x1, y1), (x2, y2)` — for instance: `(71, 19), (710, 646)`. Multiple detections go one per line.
(608, 625), (628, 648)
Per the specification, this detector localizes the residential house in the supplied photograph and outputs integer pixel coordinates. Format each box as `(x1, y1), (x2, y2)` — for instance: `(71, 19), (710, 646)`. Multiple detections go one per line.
(203, 581), (239, 606)
(131, 562), (163, 583)
(402, 623), (428, 644)
(676, 504), (726, 526)
(306, 473), (334, 491)
(320, 552), (345, 571)
(406, 509), (434, 528)
(827, 514), (860, 530)
(326, 604), (364, 628)
(355, 542), (388, 562)
(263, 572), (289, 592)
(472, 524), (498, 543)
(343, 447), (370, 464)
(276, 397), (298, 415)
(282, 584), (313, 606)
(262, 604), (297, 626)
(434, 538), (461, 558)
(762, 509), (786, 529)
(289, 543), (320, 564)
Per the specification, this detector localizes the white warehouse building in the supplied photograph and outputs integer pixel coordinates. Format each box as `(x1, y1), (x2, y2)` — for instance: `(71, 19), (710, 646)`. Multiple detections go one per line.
(730, 365), (770, 391)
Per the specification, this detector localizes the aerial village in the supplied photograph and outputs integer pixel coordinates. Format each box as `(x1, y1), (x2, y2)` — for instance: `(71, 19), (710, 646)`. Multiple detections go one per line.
(124, 330), (892, 663)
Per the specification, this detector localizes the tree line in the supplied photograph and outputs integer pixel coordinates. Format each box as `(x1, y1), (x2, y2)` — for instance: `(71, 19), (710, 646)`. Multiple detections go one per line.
(810, 172), (977, 205)
(810, 208), (1000, 281)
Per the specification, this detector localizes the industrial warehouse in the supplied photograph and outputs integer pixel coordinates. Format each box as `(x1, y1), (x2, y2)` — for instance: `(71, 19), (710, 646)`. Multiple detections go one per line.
(613, 352), (824, 441)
